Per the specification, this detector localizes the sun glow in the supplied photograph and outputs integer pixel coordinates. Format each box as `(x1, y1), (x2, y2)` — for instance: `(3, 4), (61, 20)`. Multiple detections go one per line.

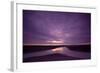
(47, 40), (64, 44)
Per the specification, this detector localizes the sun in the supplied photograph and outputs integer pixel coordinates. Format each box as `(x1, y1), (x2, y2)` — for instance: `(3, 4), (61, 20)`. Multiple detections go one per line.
(47, 40), (64, 44)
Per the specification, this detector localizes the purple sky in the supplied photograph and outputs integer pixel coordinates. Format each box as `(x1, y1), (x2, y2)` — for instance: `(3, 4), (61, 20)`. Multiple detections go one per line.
(23, 10), (91, 45)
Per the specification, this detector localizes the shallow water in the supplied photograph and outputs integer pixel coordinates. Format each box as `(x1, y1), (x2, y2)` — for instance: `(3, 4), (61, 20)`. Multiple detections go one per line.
(23, 45), (91, 63)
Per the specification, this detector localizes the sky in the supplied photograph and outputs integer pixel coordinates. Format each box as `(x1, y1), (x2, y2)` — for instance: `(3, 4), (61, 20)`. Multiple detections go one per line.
(23, 10), (91, 45)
